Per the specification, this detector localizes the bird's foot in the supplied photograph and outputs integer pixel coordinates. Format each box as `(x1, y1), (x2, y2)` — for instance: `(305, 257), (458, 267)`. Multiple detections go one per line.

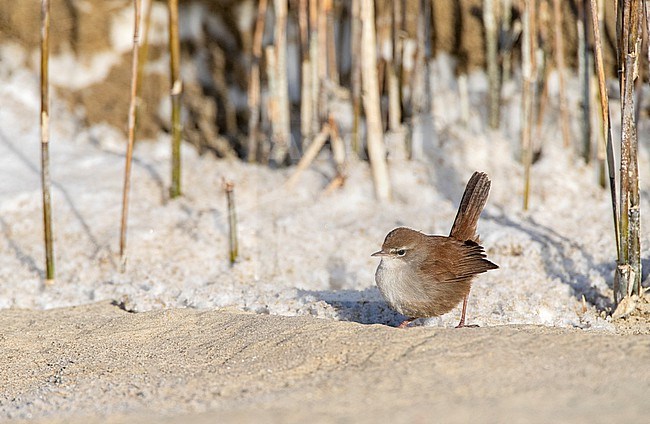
(455, 322), (480, 328)
(397, 318), (415, 328)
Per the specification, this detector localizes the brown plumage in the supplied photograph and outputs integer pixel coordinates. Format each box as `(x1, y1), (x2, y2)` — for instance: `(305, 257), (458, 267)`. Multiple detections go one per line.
(449, 171), (492, 242)
(372, 172), (498, 327)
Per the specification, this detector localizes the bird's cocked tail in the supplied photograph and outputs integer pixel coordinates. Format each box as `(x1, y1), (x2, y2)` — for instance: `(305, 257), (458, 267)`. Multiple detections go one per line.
(449, 172), (491, 242)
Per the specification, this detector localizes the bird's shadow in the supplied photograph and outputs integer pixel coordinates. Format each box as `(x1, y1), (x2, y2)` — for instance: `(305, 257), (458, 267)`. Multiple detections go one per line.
(297, 287), (406, 326)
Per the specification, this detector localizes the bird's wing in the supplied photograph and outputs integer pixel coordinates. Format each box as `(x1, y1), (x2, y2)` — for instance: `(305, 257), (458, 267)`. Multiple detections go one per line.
(420, 237), (498, 284)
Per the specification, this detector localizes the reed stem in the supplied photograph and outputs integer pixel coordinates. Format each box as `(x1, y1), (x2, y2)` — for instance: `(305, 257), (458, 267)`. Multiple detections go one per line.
(325, 0), (338, 85)
(224, 180), (238, 265)
(577, 0), (592, 162)
(589, 0), (620, 262)
(119, 0), (142, 270)
(501, 0), (513, 82)
(298, 0), (312, 146)
(168, 0), (182, 198)
(286, 124), (330, 188)
(484, 0), (501, 129)
(350, 0), (362, 155)
(361, 0), (391, 201)
(553, 0), (571, 148)
(309, 0), (320, 135)
(615, 0), (642, 303)
(136, 0), (153, 114)
(40, 0), (55, 284)
(271, 0), (291, 164)
(521, 0), (537, 211)
(247, 0), (268, 162)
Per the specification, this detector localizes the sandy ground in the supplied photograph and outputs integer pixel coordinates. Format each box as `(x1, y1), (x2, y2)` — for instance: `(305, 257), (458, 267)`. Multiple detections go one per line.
(2, 301), (650, 423)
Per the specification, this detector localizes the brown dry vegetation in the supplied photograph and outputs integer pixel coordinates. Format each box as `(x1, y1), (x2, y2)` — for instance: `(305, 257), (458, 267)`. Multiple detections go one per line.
(0, 0), (622, 150)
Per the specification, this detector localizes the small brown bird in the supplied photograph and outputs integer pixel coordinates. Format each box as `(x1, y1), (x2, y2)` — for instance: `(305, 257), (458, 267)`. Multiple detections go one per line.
(372, 172), (498, 328)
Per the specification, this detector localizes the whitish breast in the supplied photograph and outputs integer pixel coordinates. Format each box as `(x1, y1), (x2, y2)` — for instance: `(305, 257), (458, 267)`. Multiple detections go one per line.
(375, 258), (427, 316)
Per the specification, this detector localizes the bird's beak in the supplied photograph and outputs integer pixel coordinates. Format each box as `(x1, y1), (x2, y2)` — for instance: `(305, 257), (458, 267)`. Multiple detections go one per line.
(371, 250), (388, 257)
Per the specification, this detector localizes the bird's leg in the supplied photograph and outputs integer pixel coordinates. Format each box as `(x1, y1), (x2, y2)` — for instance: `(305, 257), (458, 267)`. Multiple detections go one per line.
(456, 294), (479, 328)
(397, 318), (415, 328)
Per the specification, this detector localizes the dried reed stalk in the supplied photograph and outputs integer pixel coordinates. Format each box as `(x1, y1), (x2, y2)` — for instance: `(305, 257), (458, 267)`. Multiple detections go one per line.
(534, 2), (550, 143)
(552, 0), (571, 148)
(317, 0), (328, 82)
(211, 46), (238, 138)
(286, 124), (331, 188)
(589, 0), (619, 259)
(616, 1), (624, 95)
(521, 0), (537, 211)
(646, 1), (650, 64)
(411, 0), (428, 118)
(40, 0), (55, 284)
(534, 58), (550, 142)
(298, 0), (309, 78)
(616, 0), (642, 302)
(322, 174), (345, 195)
(309, 0), (320, 136)
(577, 0), (592, 162)
(350, 0), (362, 155)
(501, 0), (513, 82)
(168, 0), (182, 198)
(247, 0), (268, 162)
(265, 45), (278, 135)
(407, 0), (432, 159)
(382, 0), (400, 131)
(401, 0), (419, 119)
(328, 115), (345, 176)
(223, 180), (238, 265)
(298, 0), (312, 145)
(594, 0), (607, 187)
(392, 0), (403, 80)
(484, 0), (501, 129)
(325, 0), (339, 85)
(119, 0), (142, 270)
(271, 0), (290, 164)
(136, 0), (153, 116)
(361, 0), (391, 201)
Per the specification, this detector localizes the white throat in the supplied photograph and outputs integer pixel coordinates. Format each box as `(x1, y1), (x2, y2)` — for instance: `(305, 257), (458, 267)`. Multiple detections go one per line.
(375, 257), (424, 314)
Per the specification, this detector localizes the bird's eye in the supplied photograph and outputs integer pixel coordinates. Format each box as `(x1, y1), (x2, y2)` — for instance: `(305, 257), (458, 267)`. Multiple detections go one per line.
(396, 249), (406, 256)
